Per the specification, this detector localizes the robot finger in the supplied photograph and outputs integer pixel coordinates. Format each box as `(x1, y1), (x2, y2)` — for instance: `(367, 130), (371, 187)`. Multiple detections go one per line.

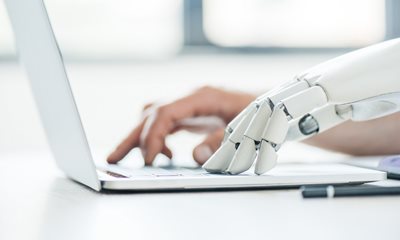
(225, 101), (272, 174)
(202, 103), (257, 173)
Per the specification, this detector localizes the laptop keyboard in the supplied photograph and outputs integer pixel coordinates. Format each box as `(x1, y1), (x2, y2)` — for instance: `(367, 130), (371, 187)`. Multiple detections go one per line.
(102, 165), (209, 178)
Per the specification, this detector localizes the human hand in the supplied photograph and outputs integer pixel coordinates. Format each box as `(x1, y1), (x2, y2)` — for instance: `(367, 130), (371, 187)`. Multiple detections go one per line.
(107, 86), (255, 165)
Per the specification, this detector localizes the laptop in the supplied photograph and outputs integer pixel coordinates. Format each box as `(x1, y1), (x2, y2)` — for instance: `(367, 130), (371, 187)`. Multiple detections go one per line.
(5, 0), (386, 191)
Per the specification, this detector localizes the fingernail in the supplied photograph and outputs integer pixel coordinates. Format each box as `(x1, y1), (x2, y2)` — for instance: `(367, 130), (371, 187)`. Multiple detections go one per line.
(107, 151), (118, 162)
(194, 145), (213, 164)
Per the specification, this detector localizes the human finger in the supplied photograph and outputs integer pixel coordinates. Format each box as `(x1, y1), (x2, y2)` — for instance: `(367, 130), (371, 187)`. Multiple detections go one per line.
(107, 120), (145, 164)
(192, 128), (225, 165)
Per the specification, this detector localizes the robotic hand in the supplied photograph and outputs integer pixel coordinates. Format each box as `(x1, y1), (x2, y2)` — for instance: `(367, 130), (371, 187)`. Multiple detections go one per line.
(202, 38), (400, 175)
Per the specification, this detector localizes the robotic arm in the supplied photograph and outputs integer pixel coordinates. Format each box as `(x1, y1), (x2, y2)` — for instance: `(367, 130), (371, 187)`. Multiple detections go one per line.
(203, 38), (400, 175)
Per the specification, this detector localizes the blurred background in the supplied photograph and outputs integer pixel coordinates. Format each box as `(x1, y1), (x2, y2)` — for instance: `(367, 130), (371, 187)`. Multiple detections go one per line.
(2, 0), (399, 59)
(1, 0), (399, 164)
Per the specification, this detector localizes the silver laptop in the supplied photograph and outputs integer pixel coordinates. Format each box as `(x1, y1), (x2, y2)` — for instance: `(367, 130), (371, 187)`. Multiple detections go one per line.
(5, 0), (386, 191)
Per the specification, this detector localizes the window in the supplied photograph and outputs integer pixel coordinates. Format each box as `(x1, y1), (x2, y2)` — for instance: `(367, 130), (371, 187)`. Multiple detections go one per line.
(0, 0), (183, 59)
(203, 0), (386, 48)
(1, 0), (399, 59)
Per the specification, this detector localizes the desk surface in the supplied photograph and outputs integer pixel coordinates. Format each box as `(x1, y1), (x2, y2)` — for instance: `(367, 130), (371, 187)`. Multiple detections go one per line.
(1, 151), (400, 240)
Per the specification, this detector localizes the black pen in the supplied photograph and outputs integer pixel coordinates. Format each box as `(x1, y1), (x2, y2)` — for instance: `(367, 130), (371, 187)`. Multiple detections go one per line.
(301, 185), (400, 198)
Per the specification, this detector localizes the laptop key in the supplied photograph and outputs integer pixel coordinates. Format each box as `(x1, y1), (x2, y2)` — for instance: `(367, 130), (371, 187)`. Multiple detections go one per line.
(143, 167), (183, 177)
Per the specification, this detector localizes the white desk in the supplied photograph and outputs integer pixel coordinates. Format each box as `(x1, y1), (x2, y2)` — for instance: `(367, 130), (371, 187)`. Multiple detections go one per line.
(1, 151), (400, 240)
(1, 54), (400, 240)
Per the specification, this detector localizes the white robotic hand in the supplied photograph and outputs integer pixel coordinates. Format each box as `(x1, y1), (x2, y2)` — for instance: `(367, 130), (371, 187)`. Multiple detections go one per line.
(203, 38), (400, 175)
